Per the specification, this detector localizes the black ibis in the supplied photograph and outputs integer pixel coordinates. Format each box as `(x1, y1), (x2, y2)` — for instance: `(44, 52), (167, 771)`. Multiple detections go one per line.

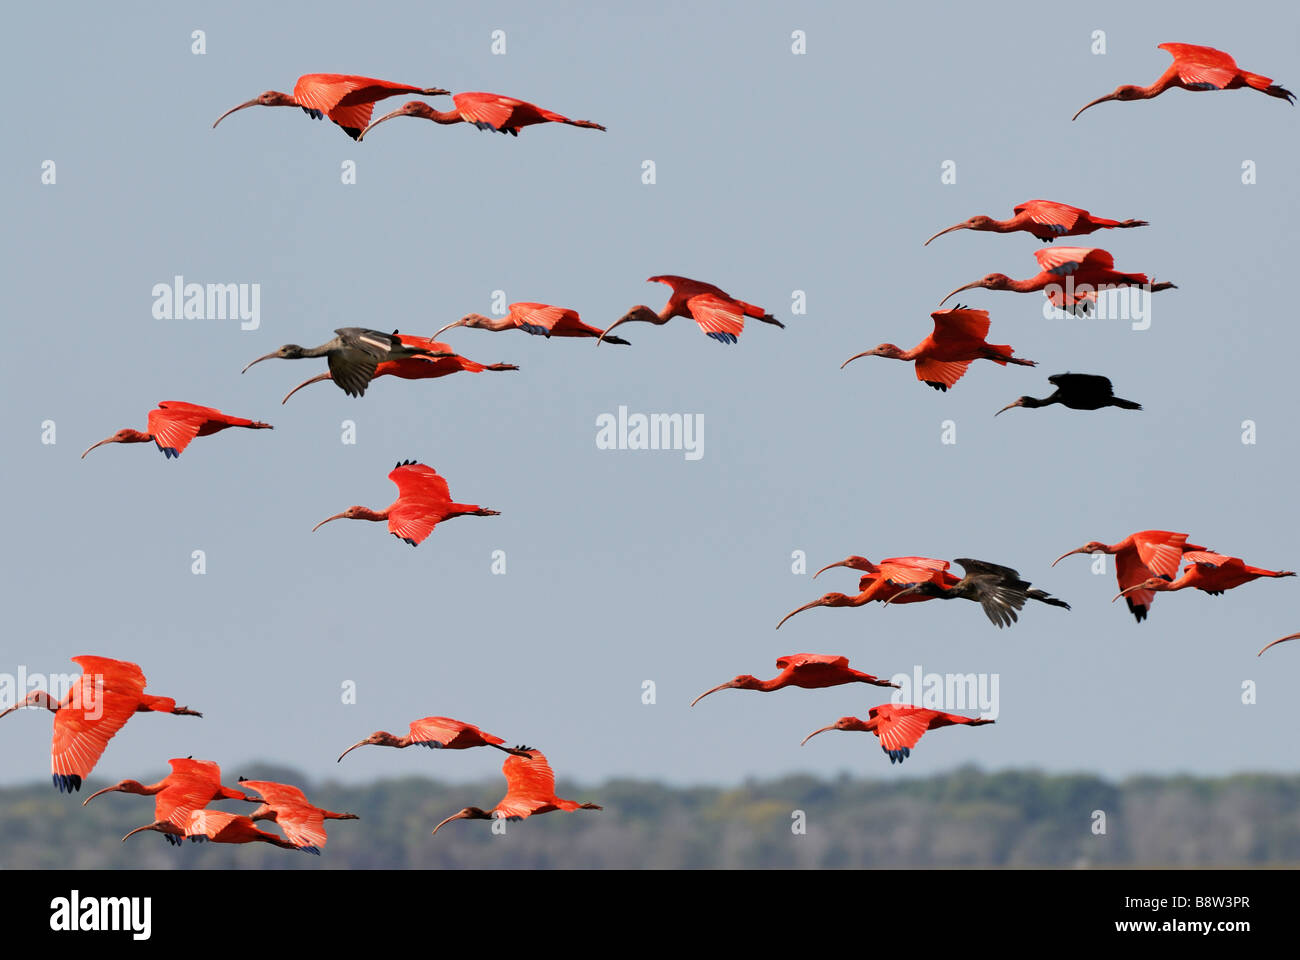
(996, 373), (1141, 416)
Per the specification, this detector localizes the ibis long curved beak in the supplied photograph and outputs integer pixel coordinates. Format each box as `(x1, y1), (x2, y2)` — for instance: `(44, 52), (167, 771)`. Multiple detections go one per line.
(80, 436), (116, 459)
(82, 784), (120, 806)
(430, 319), (465, 339)
(880, 586), (920, 608)
(212, 98), (262, 129)
(800, 724), (837, 747)
(690, 681), (736, 708)
(1072, 92), (1118, 122)
(1051, 547), (1087, 568)
(994, 399), (1024, 417)
(282, 372), (332, 405)
(596, 317), (629, 347)
(121, 823), (160, 843)
(840, 350), (876, 369)
(241, 351), (280, 375)
(1112, 584), (1149, 603)
(940, 280), (984, 306)
(776, 598), (829, 630)
(813, 560), (854, 579)
(0, 705), (19, 720)
(357, 107), (405, 142)
(923, 222), (969, 246)
(336, 739), (370, 763)
(1259, 632), (1300, 657)
(431, 811), (471, 836)
(312, 512), (349, 533)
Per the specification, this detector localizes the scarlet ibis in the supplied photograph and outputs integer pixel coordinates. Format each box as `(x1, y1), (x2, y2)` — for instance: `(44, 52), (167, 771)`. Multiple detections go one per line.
(91, 759), (248, 846)
(0, 657), (201, 793)
(1073, 43), (1294, 121)
(432, 749), (601, 834)
(433, 302), (630, 345)
(130, 809), (302, 850)
(337, 716), (529, 761)
(598, 276), (784, 345)
(213, 74), (450, 140)
(359, 92), (606, 139)
(1053, 530), (1206, 623)
(840, 306), (1035, 392)
(924, 200), (1148, 245)
(777, 557), (959, 630)
(81, 402), (271, 460)
(884, 558), (1071, 628)
(1115, 551), (1295, 602)
(237, 779), (359, 855)
(801, 705), (993, 764)
(940, 247), (1176, 314)
(242, 328), (455, 399)
(996, 373), (1142, 416)
(691, 654), (898, 707)
(1259, 633), (1300, 657)
(315, 461), (498, 547)
(281, 335), (517, 404)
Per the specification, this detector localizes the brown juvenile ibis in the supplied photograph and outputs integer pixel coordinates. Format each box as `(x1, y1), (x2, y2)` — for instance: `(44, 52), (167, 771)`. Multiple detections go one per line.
(883, 558), (1070, 628)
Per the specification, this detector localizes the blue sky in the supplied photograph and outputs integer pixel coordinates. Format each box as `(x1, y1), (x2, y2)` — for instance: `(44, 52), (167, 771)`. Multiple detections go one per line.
(3, 1), (1298, 790)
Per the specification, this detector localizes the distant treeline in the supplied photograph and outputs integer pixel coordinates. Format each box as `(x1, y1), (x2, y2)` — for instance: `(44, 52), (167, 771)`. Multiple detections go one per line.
(4, 765), (1299, 868)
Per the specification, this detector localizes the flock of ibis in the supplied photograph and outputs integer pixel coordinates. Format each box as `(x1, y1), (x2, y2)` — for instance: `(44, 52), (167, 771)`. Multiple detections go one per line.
(8, 41), (1299, 856)
(3, 654), (599, 853)
(713, 42), (1298, 766)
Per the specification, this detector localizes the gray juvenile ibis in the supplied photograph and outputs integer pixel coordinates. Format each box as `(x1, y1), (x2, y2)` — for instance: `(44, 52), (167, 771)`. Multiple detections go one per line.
(996, 373), (1142, 416)
(241, 328), (454, 398)
(883, 558), (1071, 628)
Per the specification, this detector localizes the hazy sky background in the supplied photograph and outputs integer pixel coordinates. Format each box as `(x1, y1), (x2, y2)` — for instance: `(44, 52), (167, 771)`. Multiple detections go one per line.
(3, 1), (1298, 791)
